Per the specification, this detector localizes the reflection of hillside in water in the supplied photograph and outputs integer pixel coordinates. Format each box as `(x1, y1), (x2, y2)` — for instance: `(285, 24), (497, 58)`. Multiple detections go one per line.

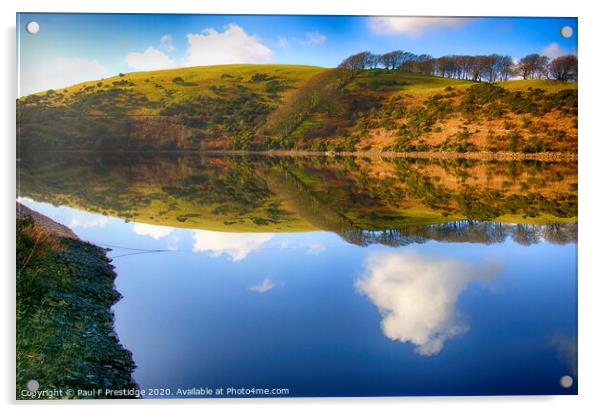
(18, 153), (577, 245)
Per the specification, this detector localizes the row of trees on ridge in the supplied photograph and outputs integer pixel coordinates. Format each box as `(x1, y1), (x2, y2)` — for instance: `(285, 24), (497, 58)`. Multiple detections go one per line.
(339, 50), (578, 82)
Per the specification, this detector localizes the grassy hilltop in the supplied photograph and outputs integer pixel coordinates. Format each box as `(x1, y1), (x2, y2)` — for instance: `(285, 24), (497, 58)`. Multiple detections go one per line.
(17, 64), (577, 154)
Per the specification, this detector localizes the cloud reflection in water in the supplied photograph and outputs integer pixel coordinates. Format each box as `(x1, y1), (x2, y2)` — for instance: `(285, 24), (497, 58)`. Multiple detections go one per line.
(192, 230), (273, 262)
(357, 251), (502, 355)
(132, 222), (174, 240)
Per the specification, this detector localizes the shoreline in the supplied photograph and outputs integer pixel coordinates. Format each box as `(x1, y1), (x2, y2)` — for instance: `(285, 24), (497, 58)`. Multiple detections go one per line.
(16, 203), (136, 399)
(19, 149), (578, 161)
(204, 150), (578, 161)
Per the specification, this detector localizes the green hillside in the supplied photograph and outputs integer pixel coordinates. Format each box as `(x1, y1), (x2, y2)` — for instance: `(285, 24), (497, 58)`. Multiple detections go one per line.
(26, 64), (325, 108)
(17, 64), (577, 154)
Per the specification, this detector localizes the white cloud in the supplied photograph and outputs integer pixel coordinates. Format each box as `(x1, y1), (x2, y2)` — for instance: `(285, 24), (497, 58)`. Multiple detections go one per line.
(125, 46), (176, 71)
(541, 42), (568, 60)
(249, 278), (276, 293)
(132, 222), (174, 240)
(20, 57), (109, 96)
(356, 251), (501, 356)
(185, 24), (272, 66)
(369, 17), (472, 36)
(192, 230), (273, 262)
(159, 34), (175, 52)
(67, 214), (109, 229)
(302, 31), (327, 45)
(306, 243), (326, 255)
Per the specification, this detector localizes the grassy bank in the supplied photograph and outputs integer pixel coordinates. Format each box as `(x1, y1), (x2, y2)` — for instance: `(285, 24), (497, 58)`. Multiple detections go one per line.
(16, 204), (136, 399)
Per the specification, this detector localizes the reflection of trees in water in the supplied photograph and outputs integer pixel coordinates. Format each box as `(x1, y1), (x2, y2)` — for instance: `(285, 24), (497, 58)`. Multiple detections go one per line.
(525, 223), (578, 245)
(339, 221), (577, 247)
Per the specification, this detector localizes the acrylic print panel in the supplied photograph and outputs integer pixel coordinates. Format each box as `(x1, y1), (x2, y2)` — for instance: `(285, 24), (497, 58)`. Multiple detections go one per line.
(16, 13), (578, 399)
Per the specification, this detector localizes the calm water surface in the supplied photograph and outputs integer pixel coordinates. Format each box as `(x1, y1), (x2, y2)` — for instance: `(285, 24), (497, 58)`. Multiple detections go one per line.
(17, 154), (577, 396)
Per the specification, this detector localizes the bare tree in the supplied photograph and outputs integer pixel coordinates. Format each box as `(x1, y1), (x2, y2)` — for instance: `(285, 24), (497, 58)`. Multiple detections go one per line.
(497, 55), (514, 81)
(366, 53), (381, 69)
(515, 54), (549, 80)
(380, 50), (415, 70)
(415, 54), (434, 74)
(549, 55), (578, 81)
(339, 51), (372, 77)
(398, 52), (420, 72)
(535, 55), (550, 79)
(380, 51), (396, 70)
(515, 54), (536, 79)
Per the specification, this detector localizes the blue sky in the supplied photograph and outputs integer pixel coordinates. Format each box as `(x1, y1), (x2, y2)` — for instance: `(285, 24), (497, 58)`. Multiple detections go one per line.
(17, 14), (577, 95)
